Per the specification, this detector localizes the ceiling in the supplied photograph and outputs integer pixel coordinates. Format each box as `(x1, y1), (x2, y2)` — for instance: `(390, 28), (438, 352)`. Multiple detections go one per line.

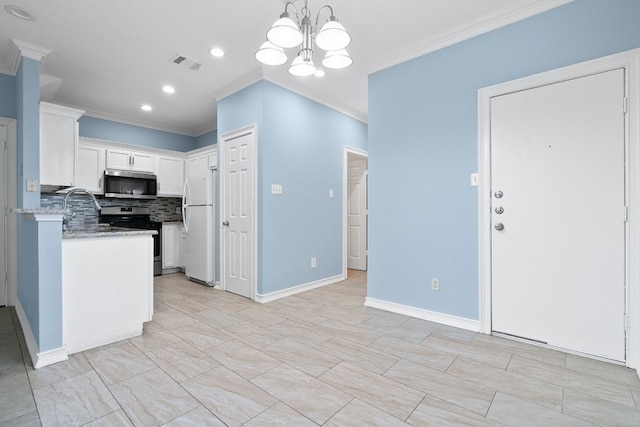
(0, 0), (568, 137)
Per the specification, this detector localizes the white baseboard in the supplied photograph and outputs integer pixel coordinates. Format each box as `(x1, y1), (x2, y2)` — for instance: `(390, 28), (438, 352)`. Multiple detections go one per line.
(15, 300), (68, 369)
(256, 274), (345, 303)
(364, 297), (480, 332)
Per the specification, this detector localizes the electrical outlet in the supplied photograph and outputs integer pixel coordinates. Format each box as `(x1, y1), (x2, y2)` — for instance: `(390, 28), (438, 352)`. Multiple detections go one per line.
(271, 184), (283, 195)
(26, 179), (38, 192)
(311, 257), (317, 268)
(431, 278), (440, 291)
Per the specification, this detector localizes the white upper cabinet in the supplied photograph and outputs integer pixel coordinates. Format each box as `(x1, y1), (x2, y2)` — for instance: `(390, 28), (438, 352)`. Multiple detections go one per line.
(155, 154), (185, 197)
(106, 148), (154, 173)
(77, 141), (105, 193)
(40, 102), (84, 187)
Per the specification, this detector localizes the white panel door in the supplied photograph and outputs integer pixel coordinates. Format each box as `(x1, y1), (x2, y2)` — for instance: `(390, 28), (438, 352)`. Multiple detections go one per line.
(0, 124), (6, 306)
(491, 69), (626, 361)
(223, 131), (254, 299)
(347, 158), (367, 270)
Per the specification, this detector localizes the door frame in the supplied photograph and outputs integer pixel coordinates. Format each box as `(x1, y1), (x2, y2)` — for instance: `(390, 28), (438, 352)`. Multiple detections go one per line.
(478, 49), (640, 369)
(0, 117), (17, 307)
(219, 124), (258, 300)
(343, 146), (368, 278)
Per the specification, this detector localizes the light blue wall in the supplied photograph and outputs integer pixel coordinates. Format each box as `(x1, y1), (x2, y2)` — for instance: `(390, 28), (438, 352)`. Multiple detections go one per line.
(15, 56), (64, 353)
(0, 73), (17, 118)
(16, 58), (40, 209)
(37, 220), (63, 350)
(368, 0), (640, 320)
(195, 129), (217, 149)
(17, 216), (39, 340)
(218, 80), (367, 295)
(78, 116), (197, 152)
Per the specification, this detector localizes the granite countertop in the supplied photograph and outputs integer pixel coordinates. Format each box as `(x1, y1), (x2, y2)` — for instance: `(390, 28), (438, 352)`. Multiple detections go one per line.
(10, 207), (68, 215)
(62, 225), (157, 239)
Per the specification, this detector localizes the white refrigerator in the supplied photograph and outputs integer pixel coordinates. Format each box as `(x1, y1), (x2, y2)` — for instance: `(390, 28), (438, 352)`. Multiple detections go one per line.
(182, 155), (216, 285)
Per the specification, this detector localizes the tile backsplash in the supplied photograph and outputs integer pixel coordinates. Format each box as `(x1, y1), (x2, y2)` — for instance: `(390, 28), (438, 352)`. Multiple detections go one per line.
(41, 194), (182, 227)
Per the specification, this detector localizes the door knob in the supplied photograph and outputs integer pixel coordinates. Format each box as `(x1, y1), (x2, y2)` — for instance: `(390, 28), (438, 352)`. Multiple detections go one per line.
(222, 221), (229, 227)
(495, 223), (504, 231)
(494, 191), (504, 199)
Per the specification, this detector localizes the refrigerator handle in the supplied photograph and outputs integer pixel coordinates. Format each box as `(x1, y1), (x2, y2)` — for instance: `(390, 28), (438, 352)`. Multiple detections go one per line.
(182, 180), (189, 232)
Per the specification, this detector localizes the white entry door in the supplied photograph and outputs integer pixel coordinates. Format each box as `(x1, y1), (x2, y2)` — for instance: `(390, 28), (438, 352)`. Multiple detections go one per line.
(222, 128), (255, 299)
(0, 124), (6, 306)
(347, 157), (367, 270)
(491, 69), (626, 361)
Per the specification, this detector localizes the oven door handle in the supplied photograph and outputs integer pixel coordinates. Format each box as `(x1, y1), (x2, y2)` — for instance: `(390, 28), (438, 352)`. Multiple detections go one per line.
(182, 180), (190, 233)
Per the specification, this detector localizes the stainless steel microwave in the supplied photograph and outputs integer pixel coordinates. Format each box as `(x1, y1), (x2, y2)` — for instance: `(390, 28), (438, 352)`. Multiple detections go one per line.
(104, 170), (157, 199)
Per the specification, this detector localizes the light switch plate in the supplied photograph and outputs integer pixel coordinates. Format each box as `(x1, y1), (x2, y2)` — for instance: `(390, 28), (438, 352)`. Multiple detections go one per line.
(470, 173), (479, 187)
(329, 189), (334, 198)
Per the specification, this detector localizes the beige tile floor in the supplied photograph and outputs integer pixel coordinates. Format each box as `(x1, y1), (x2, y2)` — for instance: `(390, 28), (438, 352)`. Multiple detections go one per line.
(2, 270), (640, 426)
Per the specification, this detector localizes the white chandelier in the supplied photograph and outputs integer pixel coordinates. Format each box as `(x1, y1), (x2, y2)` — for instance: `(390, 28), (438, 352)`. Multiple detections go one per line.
(255, 0), (352, 77)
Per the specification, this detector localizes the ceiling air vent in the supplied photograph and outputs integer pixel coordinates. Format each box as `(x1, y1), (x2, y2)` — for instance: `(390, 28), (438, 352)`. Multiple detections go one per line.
(170, 54), (202, 71)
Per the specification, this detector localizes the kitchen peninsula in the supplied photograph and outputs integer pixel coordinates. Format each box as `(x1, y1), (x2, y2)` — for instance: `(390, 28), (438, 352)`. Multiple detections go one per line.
(62, 226), (156, 354)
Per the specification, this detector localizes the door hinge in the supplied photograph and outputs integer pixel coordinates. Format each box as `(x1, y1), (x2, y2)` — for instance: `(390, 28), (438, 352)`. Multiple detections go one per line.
(623, 97), (628, 114)
(624, 205), (629, 222)
(625, 314), (629, 331)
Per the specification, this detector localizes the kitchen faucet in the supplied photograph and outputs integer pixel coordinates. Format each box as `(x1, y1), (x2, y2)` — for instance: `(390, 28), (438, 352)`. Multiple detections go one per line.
(62, 188), (101, 229)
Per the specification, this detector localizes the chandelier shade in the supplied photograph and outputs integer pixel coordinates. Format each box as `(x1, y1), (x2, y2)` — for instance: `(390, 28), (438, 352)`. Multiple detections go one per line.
(315, 19), (350, 51)
(255, 41), (288, 66)
(267, 16), (303, 49)
(289, 54), (317, 77)
(322, 49), (352, 70)
(256, 0), (352, 77)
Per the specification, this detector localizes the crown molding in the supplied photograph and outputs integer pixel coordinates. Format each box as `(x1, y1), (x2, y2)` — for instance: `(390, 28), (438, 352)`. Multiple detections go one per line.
(81, 108), (197, 137)
(263, 76), (367, 123)
(213, 67), (265, 102)
(0, 39), (52, 76)
(214, 67), (367, 123)
(369, 0), (575, 74)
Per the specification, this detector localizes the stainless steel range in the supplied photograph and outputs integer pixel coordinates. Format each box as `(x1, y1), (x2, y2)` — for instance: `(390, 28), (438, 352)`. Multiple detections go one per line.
(99, 207), (162, 276)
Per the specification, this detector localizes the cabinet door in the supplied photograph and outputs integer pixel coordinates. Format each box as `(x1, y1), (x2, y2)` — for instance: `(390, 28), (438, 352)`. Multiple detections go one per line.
(162, 224), (177, 269)
(77, 144), (105, 193)
(40, 110), (78, 186)
(177, 223), (186, 268)
(131, 152), (154, 173)
(106, 149), (132, 170)
(156, 156), (184, 196)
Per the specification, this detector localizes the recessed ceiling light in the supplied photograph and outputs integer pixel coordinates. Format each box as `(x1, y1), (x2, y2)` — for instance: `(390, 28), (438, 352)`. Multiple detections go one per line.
(314, 69), (326, 78)
(4, 4), (34, 20)
(140, 104), (152, 112)
(162, 85), (175, 94)
(209, 47), (224, 58)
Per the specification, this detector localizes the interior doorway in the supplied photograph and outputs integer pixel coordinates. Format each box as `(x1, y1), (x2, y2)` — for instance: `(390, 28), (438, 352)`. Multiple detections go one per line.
(344, 147), (368, 277)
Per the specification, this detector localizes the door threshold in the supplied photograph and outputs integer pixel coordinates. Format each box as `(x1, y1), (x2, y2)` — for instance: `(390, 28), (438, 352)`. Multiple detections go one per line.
(492, 331), (626, 366)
